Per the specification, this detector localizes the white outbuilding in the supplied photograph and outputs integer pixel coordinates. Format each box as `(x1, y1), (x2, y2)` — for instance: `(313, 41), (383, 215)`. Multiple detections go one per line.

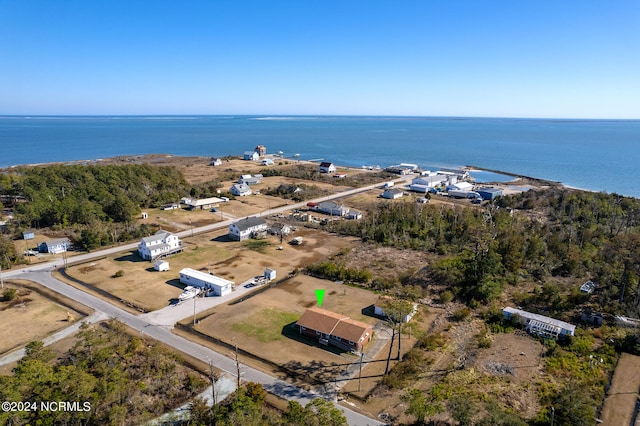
(154, 260), (170, 272)
(179, 268), (234, 296)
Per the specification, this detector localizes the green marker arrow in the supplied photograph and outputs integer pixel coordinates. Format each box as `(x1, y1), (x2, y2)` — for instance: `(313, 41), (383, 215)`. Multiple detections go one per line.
(315, 289), (326, 307)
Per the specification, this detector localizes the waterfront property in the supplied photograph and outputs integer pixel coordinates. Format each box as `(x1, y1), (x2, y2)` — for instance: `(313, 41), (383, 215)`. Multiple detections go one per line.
(409, 174), (448, 192)
(446, 181), (474, 192)
(179, 267), (234, 296)
(243, 151), (260, 161)
(210, 157), (223, 166)
(39, 238), (71, 254)
(137, 230), (183, 261)
(503, 307), (575, 338)
(319, 162), (336, 173)
(228, 216), (268, 241)
(476, 187), (504, 200)
(296, 307), (373, 353)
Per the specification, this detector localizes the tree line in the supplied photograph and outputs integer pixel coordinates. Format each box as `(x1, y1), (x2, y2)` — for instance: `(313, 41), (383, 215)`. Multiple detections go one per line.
(0, 163), (227, 264)
(326, 188), (640, 315)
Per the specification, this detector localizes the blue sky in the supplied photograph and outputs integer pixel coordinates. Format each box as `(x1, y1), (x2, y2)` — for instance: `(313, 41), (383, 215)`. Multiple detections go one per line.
(1, 1), (638, 118)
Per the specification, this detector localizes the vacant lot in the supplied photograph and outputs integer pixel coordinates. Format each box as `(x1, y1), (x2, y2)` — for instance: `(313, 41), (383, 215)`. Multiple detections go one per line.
(193, 274), (382, 384)
(0, 280), (87, 355)
(600, 352), (640, 426)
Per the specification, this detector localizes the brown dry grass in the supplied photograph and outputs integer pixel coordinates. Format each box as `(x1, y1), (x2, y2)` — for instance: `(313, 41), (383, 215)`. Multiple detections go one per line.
(0, 280), (87, 354)
(600, 352), (640, 426)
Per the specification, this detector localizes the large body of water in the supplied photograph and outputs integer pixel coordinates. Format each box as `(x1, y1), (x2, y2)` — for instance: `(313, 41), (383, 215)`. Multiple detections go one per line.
(1, 115), (638, 198)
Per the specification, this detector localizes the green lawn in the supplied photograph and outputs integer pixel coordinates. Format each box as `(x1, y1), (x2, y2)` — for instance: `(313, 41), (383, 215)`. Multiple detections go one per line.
(232, 308), (300, 342)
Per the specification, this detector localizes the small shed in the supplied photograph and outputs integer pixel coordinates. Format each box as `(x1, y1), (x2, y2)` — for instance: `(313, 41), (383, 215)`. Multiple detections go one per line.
(22, 229), (35, 240)
(141, 212), (148, 219)
(154, 260), (170, 272)
(210, 158), (223, 166)
(264, 268), (276, 281)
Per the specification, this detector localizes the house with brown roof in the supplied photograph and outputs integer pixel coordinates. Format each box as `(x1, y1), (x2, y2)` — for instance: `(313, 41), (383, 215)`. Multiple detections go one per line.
(296, 307), (373, 353)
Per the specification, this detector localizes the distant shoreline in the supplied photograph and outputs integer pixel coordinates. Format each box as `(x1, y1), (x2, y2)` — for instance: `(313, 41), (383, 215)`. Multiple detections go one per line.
(2, 153), (577, 192)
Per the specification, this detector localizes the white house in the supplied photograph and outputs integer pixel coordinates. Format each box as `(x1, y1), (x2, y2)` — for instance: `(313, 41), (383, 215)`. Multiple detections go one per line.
(319, 162), (336, 173)
(244, 151), (260, 161)
(154, 259), (170, 271)
(230, 183), (252, 197)
(381, 188), (404, 199)
(262, 158), (274, 166)
(228, 217), (268, 241)
(39, 238), (71, 254)
(210, 158), (223, 166)
(179, 268), (234, 296)
(317, 201), (350, 216)
(138, 230), (183, 261)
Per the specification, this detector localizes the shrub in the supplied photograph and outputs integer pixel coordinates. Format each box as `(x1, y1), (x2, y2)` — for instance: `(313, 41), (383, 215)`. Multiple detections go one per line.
(2, 288), (17, 301)
(451, 307), (471, 322)
(440, 290), (454, 304)
(113, 270), (125, 278)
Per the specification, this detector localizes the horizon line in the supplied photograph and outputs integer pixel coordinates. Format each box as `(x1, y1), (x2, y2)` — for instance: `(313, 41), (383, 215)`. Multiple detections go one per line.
(1, 113), (639, 121)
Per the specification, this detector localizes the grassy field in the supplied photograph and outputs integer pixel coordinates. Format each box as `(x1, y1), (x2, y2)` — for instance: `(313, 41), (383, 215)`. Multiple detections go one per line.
(0, 280), (88, 355)
(232, 308), (300, 343)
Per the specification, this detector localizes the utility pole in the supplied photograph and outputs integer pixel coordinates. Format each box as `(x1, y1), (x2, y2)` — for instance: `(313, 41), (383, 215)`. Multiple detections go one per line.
(0, 264), (4, 289)
(234, 342), (241, 389)
(193, 295), (196, 325)
(358, 352), (364, 392)
(208, 359), (218, 406)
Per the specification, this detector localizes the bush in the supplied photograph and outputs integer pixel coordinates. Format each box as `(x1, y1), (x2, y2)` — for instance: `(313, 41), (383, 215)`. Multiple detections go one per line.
(440, 290), (454, 304)
(2, 288), (17, 301)
(113, 270), (125, 278)
(451, 307), (471, 322)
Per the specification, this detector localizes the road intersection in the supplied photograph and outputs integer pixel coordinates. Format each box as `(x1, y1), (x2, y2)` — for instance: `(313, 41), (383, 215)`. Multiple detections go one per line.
(1, 180), (410, 425)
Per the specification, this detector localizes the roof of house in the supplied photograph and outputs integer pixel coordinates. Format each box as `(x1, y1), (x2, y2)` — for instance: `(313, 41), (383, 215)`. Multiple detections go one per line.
(319, 162), (334, 168)
(383, 188), (404, 196)
(141, 230), (173, 245)
(232, 216), (267, 231)
(42, 238), (70, 246)
(296, 307), (372, 342)
(231, 183), (251, 192)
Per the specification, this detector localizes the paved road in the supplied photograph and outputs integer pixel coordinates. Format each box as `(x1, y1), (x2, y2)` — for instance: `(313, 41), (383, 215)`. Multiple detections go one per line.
(1, 181), (403, 425)
(14, 270), (383, 425)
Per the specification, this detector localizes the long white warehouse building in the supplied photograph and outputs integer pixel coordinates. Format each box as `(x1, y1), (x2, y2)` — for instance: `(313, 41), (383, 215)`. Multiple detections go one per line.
(179, 268), (234, 296)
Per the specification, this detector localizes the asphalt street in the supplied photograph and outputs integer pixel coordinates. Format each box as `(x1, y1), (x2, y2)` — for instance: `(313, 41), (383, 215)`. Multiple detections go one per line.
(0, 180), (408, 425)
